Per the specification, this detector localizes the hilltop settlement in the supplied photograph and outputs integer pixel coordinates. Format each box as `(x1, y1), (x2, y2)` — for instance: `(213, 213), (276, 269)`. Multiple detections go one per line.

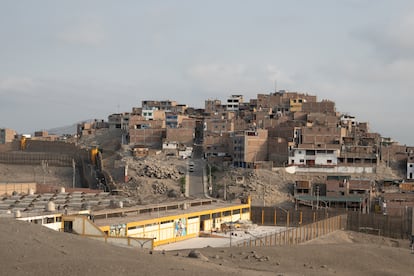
(0, 90), (413, 253)
(2, 90), (413, 212)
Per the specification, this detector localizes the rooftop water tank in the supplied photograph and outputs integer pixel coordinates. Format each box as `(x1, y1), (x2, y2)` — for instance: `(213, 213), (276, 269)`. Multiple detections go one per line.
(47, 201), (56, 212)
(14, 210), (21, 218)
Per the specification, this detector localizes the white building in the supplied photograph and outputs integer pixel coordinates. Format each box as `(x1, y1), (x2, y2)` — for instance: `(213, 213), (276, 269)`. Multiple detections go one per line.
(289, 147), (340, 166)
(226, 95), (243, 111)
(142, 107), (158, 121)
(407, 155), (414, 180)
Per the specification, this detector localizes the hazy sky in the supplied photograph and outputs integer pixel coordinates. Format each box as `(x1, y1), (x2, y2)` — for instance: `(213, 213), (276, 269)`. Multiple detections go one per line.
(1, 1), (413, 145)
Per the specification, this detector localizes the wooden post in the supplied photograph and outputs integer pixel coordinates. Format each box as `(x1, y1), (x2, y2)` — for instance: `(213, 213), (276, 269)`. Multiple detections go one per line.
(287, 211), (290, 228)
(274, 209), (277, 225)
(262, 209), (264, 225)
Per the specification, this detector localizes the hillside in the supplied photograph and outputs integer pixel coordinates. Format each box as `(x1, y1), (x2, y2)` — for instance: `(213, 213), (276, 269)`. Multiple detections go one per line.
(1, 218), (412, 276)
(78, 128), (401, 207)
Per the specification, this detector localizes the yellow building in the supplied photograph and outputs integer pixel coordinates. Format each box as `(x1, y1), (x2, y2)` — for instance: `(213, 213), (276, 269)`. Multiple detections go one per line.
(92, 199), (251, 247)
(289, 98), (306, 112)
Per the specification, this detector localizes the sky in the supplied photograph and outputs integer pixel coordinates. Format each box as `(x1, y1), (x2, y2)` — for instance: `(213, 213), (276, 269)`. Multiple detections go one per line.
(0, 0), (413, 145)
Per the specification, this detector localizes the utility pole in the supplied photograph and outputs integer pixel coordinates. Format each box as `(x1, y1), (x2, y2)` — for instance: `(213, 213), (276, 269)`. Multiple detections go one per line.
(224, 181), (227, 201)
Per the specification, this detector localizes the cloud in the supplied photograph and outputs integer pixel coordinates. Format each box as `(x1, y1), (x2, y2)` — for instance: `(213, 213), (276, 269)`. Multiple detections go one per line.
(57, 19), (105, 46)
(265, 65), (295, 88)
(186, 63), (248, 93)
(353, 11), (414, 61)
(0, 77), (37, 94)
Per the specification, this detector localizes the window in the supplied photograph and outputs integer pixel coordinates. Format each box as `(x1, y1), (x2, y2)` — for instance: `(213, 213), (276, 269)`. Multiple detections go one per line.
(327, 160), (332, 164)
(222, 210), (231, 216)
(299, 159), (304, 163)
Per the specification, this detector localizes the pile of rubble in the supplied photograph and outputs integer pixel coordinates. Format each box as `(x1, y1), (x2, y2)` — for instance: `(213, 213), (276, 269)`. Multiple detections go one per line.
(127, 158), (184, 180)
(152, 181), (168, 194)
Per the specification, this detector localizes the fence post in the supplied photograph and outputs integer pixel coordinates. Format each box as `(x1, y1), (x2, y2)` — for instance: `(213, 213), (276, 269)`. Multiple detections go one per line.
(295, 227), (298, 244)
(287, 211), (290, 228)
(262, 209), (264, 225)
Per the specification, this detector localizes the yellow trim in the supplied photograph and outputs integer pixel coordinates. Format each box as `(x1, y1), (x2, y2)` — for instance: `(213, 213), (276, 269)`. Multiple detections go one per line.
(98, 202), (251, 247)
(124, 203), (249, 229)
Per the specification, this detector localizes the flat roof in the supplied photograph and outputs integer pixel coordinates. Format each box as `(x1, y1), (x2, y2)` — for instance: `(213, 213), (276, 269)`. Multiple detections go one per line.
(92, 200), (250, 227)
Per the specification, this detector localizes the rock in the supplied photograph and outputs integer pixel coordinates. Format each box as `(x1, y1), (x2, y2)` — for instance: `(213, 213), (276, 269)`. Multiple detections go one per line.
(167, 189), (178, 198)
(188, 250), (208, 261)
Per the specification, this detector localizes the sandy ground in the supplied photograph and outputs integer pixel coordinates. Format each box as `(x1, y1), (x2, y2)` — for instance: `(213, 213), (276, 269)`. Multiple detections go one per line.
(1, 218), (413, 276)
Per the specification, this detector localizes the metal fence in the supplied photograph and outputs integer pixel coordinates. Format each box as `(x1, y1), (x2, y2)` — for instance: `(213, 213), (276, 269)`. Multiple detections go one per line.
(0, 152), (73, 166)
(346, 209), (412, 239)
(235, 215), (342, 247)
(251, 206), (413, 241)
(250, 206), (346, 227)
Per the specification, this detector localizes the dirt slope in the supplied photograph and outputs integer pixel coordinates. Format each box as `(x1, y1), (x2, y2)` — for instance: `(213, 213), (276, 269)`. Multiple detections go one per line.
(1, 218), (413, 276)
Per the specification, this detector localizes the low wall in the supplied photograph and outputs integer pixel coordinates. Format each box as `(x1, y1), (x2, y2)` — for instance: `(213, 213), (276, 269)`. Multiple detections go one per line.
(64, 215), (154, 250)
(285, 165), (375, 174)
(89, 236), (154, 250)
(0, 182), (37, 195)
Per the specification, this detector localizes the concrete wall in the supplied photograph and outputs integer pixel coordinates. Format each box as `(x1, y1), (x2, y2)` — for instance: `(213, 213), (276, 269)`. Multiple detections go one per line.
(69, 216), (105, 236)
(88, 235), (154, 250)
(286, 165), (375, 174)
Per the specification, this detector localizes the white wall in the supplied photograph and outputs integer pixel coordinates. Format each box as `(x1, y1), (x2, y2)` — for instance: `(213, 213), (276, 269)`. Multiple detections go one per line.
(407, 162), (414, 179)
(289, 149), (338, 165)
(286, 165), (375, 174)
